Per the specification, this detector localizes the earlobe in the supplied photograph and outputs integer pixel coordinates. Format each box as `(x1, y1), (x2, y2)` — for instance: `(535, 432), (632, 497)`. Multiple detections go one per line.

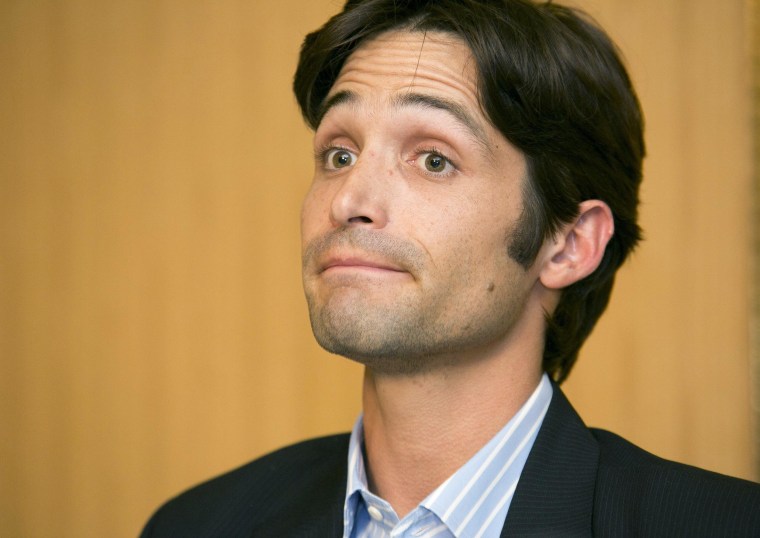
(539, 200), (614, 290)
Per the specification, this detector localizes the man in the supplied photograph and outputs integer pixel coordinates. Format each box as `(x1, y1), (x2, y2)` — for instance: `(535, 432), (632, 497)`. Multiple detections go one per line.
(142, 0), (760, 536)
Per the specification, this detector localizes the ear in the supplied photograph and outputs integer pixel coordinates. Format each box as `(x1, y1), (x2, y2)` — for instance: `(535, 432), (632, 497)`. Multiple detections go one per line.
(538, 200), (614, 290)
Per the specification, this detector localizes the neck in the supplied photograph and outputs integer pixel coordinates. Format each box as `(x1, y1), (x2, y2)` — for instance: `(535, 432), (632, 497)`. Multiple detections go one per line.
(360, 348), (542, 518)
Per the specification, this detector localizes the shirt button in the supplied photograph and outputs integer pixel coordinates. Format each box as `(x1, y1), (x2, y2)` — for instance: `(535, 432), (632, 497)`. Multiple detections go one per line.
(367, 505), (384, 522)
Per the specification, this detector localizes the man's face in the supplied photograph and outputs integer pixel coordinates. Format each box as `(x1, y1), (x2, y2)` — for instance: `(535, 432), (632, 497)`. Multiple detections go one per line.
(301, 30), (541, 374)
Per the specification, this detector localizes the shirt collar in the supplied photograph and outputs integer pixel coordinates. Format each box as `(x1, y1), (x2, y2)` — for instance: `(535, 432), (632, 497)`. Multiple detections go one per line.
(343, 374), (553, 537)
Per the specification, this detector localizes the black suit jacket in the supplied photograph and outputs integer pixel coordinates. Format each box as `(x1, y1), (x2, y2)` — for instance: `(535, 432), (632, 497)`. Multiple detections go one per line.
(141, 386), (760, 537)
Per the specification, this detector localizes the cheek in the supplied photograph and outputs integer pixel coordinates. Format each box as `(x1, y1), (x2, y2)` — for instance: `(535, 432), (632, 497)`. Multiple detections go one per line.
(424, 225), (486, 282)
(301, 182), (332, 241)
(430, 215), (513, 286)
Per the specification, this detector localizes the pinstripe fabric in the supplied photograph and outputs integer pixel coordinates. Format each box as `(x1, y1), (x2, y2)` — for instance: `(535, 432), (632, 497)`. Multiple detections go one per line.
(344, 375), (552, 538)
(140, 382), (760, 537)
(590, 429), (760, 537)
(501, 387), (760, 538)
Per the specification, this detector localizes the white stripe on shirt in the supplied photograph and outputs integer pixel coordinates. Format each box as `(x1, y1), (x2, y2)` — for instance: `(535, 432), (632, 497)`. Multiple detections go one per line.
(343, 374), (553, 538)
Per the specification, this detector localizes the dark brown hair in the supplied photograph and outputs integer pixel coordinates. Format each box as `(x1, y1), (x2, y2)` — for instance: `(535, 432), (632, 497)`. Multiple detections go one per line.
(293, 0), (645, 382)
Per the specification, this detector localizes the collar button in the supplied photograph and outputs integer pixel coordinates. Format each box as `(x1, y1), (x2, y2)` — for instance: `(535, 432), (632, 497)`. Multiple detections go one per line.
(367, 505), (384, 522)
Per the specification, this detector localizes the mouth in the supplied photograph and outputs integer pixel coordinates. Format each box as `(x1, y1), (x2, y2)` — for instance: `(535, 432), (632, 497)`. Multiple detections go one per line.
(319, 255), (406, 275)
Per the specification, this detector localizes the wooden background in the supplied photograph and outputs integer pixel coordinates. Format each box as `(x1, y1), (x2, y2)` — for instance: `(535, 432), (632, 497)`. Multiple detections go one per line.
(0, 0), (757, 536)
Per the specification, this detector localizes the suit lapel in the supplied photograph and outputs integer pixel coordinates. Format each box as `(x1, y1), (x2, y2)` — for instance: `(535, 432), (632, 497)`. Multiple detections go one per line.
(500, 384), (599, 537)
(279, 389), (599, 537)
(255, 435), (348, 538)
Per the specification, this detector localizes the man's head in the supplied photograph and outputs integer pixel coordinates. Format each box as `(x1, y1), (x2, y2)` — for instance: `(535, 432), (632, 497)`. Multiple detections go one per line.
(295, 0), (644, 382)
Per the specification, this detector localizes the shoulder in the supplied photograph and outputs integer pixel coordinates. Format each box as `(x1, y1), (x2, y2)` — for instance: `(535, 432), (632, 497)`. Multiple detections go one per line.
(141, 433), (350, 538)
(590, 428), (760, 537)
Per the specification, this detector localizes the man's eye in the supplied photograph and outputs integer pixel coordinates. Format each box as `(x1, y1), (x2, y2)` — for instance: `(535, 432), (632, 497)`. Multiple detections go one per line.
(325, 148), (356, 170)
(420, 152), (455, 175)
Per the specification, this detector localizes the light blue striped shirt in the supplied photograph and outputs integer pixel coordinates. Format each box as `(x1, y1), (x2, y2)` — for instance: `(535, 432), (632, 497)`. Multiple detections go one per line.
(343, 374), (552, 538)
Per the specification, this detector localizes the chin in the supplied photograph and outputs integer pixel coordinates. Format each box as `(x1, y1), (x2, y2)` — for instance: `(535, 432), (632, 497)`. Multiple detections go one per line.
(315, 337), (437, 376)
(308, 313), (461, 376)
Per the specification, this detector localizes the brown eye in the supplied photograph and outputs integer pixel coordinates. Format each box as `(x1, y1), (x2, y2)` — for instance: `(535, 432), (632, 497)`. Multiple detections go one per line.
(420, 152), (453, 175)
(424, 153), (446, 172)
(326, 148), (356, 169)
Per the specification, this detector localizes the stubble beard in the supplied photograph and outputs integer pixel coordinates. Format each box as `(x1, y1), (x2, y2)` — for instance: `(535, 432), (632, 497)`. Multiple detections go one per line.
(302, 228), (532, 376)
(305, 290), (445, 375)
(302, 228), (440, 375)
(304, 269), (531, 376)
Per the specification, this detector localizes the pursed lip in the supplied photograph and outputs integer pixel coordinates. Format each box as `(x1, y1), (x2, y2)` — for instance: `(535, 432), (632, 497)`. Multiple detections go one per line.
(319, 254), (406, 274)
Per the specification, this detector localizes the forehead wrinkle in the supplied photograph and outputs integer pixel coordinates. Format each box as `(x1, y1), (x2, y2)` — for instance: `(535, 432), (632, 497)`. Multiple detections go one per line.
(391, 92), (491, 154)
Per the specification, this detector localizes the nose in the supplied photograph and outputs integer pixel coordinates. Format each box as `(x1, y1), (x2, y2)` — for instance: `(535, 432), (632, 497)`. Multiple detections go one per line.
(329, 157), (390, 229)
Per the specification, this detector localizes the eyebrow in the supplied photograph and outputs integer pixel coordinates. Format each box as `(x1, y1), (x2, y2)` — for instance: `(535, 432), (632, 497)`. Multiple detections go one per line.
(316, 90), (356, 126)
(316, 89), (490, 150)
(392, 93), (489, 148)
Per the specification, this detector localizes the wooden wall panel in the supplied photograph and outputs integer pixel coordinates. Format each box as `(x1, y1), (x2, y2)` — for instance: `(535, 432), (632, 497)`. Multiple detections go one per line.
(0, 0), (755, 536)
(753, 0), (760, 477)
